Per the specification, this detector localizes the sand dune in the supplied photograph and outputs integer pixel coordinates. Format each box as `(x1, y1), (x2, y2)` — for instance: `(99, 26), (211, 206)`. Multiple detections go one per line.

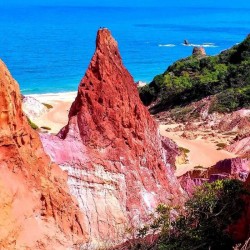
(160, 125), (237, 176)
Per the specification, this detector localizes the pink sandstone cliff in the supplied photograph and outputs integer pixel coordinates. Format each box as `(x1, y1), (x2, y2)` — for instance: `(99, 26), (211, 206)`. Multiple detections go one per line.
(41, 28), (184, 248)
(0, 59), (89, 249)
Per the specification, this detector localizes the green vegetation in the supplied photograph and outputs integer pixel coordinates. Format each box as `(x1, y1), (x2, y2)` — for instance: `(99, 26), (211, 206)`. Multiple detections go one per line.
(170, 106), (200, 122)
(41, 126), (51, 130)
(216, 142), (227, 150)
(27, 117), (38, 130)
(179, 147), (190, 154)
(194, 165), (205, 169)
(42, 103), (53, 109)
(134, 179), (249, 250)
(139, 34), (250, 114)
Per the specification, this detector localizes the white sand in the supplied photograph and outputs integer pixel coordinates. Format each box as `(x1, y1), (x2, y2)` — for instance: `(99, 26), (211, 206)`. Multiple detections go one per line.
(26, 92), (77, 134)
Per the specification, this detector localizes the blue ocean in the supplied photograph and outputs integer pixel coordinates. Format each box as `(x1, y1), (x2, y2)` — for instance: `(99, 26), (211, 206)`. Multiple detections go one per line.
(0, 6), (249, 94)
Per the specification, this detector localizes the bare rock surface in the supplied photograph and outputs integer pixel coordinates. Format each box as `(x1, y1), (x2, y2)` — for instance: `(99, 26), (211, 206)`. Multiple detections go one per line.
(41, 28), (185, 248)
(22, 96), (48, 119)
(0, 59), (88, 249)
(192, 46), (206, 56)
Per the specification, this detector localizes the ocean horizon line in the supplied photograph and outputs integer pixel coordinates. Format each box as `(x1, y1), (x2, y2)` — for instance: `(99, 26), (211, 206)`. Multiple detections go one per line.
(1, 5), (250, 11)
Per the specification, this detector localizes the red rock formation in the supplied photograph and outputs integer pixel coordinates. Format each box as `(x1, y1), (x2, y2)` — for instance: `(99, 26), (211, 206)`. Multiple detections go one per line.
(208, 158), (250, 181)
(0, 60), (88, 249)
(41, 28), (184, 248)
(216, 109), (250, 136)
(178, 157), (250, 197)
(228, 175), (250, 242)
(178, 173), (208, 196)
(192, 46), (206, 56)
(228, 136), (250, 158)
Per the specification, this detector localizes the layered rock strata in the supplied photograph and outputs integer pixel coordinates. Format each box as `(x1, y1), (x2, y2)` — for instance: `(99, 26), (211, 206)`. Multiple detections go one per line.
(0, 60), (88, 249)
(41, 28), (184, 247)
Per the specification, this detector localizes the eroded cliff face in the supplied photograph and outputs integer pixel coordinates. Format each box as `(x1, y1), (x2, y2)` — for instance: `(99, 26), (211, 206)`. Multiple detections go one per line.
(41, 29), (184, 248)
(0, 60), (88, 249)
(228, 174), (250, 243)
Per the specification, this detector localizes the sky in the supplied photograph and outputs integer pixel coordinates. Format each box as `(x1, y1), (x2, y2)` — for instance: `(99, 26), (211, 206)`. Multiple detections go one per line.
(0, 0), (249, 8)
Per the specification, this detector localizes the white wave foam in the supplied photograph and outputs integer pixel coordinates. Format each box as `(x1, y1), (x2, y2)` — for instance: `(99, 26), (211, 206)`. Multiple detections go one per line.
(21, 88), (33, 92)
(27, 91), (77, 97)
(158, 44), (176, 47)
(202, 44), (218, 48)
(26, 91), (77, 102)
(182, 43), (218, 48)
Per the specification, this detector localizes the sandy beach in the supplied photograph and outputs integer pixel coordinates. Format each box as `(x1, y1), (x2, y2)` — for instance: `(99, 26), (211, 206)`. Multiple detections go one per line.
(26, 92), (77, 134)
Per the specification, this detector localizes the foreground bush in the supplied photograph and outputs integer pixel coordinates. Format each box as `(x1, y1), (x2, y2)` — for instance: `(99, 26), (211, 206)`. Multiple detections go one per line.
(133, 179), (249, 250)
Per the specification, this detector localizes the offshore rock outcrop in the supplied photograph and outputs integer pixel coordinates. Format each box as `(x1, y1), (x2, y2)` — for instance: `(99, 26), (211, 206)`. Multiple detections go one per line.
(192, 46), (206, 57)
(41, 28), (184, 247)
(0, 60), (88, 249)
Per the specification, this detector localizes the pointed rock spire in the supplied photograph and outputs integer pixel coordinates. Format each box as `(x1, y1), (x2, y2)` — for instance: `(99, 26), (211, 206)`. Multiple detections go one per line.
(41, 29), (184, 248)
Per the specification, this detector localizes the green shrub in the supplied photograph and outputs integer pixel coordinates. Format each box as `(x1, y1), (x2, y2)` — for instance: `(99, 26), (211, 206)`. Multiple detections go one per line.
(216, 142), (227, 150)
(41, 126), (51, 130)
(134, 179), (249, 250)
(179, 147), (190, 154)
(194, 165), (205, 169)
(42, 103), (53, 109)
(161, 180), (248, 249)
(27, 117), (38, 130)
(170, 106), (194, 121)
(210, 85), (250, 113)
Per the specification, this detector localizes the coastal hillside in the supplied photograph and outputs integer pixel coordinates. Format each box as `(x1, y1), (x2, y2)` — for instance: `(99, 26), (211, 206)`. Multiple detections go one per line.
(139, 34), (250, 114)
(136, 35), (250, 249)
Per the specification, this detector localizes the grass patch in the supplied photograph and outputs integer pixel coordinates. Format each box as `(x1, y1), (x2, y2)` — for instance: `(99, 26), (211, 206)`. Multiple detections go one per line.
(194, 165), (205, 169)
(177, 147), (190, 164)
(216, 142), (227, 150)
(179, 147), (190, 154)
(223, 131), (238, 136)
(40, 126), (51, 130)
(27, 117), (38, 130)
(42, 103), (53, 109)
